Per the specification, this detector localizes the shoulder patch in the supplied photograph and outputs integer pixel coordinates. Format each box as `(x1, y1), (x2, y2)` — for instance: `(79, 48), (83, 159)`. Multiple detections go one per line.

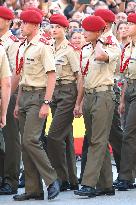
(10, 35), (19, 42)
(39, 38), (50, 45)
(42, 33), (52, 40)
(68, 43), (80, 51)
(105, 36), (115, 45)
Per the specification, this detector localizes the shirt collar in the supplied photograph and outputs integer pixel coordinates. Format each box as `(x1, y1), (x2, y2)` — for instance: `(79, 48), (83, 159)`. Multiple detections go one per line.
(54, 38), (68, 51)
(101, 29), (113, 38)
(24, 33), (41, 47)
(0, 30), (13, 42)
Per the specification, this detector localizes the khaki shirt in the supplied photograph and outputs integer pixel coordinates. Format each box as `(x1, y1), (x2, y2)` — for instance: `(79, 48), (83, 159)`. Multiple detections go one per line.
(18, 33), (56, 87)
(54, 39), (79, 81)
(0, 45), (11, 79)
(0, 30), (20, 72)
(81, 30), (121, 89)
(122, 42), (136, 80)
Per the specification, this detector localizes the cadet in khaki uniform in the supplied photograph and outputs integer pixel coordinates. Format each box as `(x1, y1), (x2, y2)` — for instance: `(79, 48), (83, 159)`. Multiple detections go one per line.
(74, 13), (121, 198)
(11, 10), (60, 201)
(117, 13), (136, 191)
(0, 6), (21, 195)
(0, 44), (11, 127)
(0, 44), (11, 177)
(93, 9), (123, 191)
(47, 14), (79, 190)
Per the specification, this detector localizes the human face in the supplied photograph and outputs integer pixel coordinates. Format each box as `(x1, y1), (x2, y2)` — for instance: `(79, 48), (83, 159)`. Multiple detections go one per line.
(126, 2), (136, 14)
(116, 12), (127, 24)
(117, 23), (128, 38)
(20, 21), (36, 37)
(83, 30), (99, 43)
(51, 24), (65, 40)
(68, 22), (79, 33)
(126, 22), (136, 37)
(72, 12), (83, 22)
(23, 0), (40, 9)
(70, 32), (82, 47)
(94, 1), (108, 10)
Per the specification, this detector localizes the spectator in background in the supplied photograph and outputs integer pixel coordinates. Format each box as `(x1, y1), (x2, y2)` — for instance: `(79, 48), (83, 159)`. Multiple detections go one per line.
(0, 0), (4, 6)
(94, 0), (109, 10)
(126, 0), (136, 14)
(64, 0), (74, 19)
(19, 0), (42, 10)
(116, 21), (129, 47)
(4, 0), (20, 10)
(72, 11), (84, 21)
(58, 0), (69, 12)
(69, 30), (85, 49)
(10, 18), (21, 37)
(67, 19), (81, 38)
(116, 12), (127, 25)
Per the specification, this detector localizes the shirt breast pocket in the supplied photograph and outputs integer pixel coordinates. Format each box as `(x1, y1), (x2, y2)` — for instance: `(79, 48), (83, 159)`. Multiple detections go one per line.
(128, 59), (136, 75)
(25, 56), (40, 74)
(55, 57), (68, 76)
(92, 59), (103, 73)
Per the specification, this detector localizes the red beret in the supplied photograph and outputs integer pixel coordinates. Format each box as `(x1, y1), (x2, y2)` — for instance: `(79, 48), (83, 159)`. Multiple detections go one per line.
(127, 13), (136, 24)
(82, 16), (106, 32)
(94, 9), (115, 23)
(50, 14), (69, 27)
(26, 7), (44, 17)
(0, 6), (14, 20)
(20, 10), (43, 24)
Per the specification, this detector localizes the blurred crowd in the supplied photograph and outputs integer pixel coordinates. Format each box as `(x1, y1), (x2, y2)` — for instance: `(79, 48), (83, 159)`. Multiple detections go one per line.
(0, 0), (135, 47)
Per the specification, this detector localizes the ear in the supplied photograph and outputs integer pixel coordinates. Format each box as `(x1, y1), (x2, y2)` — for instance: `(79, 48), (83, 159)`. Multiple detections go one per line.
(64, 27), (67, 33)
(96, 31), (101, 38)
(34, 24), (39, 30)
(6, 20), (11, 26)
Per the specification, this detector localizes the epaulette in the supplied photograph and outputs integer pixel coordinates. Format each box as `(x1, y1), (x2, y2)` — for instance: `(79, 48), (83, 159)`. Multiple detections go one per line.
(39, 38), (50, 45)
(68, 43), (80, 51)
(9, 35), (19, 42)
(42, 33), (52, 40)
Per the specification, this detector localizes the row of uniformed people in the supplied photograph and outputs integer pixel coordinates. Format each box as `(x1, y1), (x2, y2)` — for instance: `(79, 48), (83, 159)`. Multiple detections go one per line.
(75, 11), (136, 196)
(0, 5), (79, 201)
(0, 5), (136, 201)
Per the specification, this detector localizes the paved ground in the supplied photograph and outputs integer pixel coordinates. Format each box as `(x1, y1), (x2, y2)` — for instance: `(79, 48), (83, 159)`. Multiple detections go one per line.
(1, 162), (136, 205)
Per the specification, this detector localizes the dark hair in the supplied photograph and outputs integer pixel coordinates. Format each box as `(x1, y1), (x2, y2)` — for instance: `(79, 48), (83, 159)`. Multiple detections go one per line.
(69, 20), (81, 27)
(116, 21), (128, 31)
(69, 30), (82, 40)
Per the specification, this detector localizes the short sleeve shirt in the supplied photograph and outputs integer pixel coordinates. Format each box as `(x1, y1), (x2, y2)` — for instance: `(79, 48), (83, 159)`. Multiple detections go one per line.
(122, 42), (136, 80)
(54, 39), (79, 81)
(18, 34), (56, 87)
(0, 45), (11, 79)
(81, 30), (121, 89)
(0, 30), (20, 72)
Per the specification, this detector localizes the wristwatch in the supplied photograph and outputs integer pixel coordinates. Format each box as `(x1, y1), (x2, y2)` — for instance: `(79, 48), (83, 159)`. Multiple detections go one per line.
(43, 99), (51, 105)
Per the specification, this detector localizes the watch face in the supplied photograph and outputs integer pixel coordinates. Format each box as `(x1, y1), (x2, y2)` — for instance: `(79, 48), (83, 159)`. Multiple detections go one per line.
(44, 100), (49, 105)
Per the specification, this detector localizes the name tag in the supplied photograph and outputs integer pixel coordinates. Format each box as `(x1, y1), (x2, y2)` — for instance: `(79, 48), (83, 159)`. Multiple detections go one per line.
(27, 58), (34, 62)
